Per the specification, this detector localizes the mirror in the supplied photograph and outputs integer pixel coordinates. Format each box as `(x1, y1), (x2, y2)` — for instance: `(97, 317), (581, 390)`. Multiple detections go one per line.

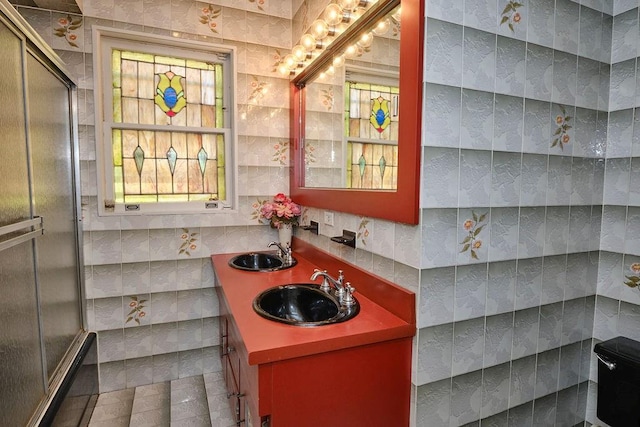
(303, 6), (401, 190)
(290, 0), (423, 224)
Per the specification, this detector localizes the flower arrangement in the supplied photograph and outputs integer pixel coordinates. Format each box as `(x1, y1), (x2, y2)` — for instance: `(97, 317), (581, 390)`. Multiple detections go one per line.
(260, 193), (302, 229)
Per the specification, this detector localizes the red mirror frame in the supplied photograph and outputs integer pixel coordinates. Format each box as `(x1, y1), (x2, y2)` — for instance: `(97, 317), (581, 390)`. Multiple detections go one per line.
(290, 0), (424, 225)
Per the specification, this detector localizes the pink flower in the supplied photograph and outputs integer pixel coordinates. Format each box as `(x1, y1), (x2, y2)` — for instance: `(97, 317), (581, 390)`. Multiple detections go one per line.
(631, 263), (640, 274)
(556, 115), (564, 125)
(190, 244), (197, 250)
(260, 203), (274, 219)
(273, 193), (288, 203)
(259, 194), (301, 228)
(463, 220), (475, 231)
(562, 134), (570, 144)
(129, 301), (137, 307)
(69, 34), (77, 41)
(181, 233), (188, 240)
(138, 311), (146, 317)
(473, 240), (482, 249)
(513, 12), (521, 23)
(58, 18), (69, 25)
(275, 203), (295, 219)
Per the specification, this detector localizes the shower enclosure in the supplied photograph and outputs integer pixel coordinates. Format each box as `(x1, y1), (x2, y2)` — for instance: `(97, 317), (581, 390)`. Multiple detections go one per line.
(0, 1), (90, 425)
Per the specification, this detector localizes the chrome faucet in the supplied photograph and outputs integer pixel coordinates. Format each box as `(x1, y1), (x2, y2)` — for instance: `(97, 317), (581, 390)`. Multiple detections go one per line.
(268, 241), (292, 265)
(310, 269), (345, 294)
(310, 269), (357, 306)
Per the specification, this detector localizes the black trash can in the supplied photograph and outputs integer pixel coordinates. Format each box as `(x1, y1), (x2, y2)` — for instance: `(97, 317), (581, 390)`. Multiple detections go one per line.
(594, 336), (640, 426)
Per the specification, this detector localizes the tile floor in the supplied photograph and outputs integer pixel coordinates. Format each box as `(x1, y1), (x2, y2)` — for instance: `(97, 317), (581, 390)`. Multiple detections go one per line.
(87, 373), (235, 427)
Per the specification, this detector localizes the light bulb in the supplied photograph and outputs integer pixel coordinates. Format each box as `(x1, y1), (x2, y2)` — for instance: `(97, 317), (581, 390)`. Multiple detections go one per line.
(324, 3), (344, 26)
(283, 54), (297, 70)
(300, 33), (317, 51)
(357, 31), (373, 49)
(292, 44), (308, 61)
(372, 17), (390, 35)
(311, 19), (330, 40)
(344, 44), (358, 57)
(332, 54), (345, 67)
(339, 0), (358, 10)
(277, 63), (291, 76)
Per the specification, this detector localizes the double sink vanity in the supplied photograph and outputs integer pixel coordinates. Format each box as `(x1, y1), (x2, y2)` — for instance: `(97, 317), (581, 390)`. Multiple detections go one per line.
(211, 237), (416, 426)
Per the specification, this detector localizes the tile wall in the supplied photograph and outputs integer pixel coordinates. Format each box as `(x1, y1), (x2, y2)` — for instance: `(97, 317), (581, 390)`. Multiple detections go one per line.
(415, 0), (609, 424)
(588, 1), (640, 425)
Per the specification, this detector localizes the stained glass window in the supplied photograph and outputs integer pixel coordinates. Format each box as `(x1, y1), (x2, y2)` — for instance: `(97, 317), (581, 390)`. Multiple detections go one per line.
(344, 80), (399, 189)
(110, 49), (226, 205)
(95, 28), (234, 215)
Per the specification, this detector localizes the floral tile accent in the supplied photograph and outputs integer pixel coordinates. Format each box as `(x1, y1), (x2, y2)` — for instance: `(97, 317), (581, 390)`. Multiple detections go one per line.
(252, 198), (267, 223)
(248, 76), (268, 104)
(499, 1), (523, 32)
(272, 139), (289, 165)
(321, 88), (334, 111)
(624, 262), (640, 291)
(271, 49), (283, 73)
(551, 104), (572, 150)
(179, 228), (198, 256)
(54, 14), (82, 48)
(304, 142), (317, 165)
(126, 296), (147, 325)
(300, 207), (310, 226)
(460, 211), (488, 260)
(357, 217), (370, 246)
(199, 5), (221, 34)
(248, 0), (266, 12)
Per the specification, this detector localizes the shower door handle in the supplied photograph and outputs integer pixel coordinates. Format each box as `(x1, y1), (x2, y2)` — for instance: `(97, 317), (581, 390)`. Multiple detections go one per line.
(0, 217), (43, 253)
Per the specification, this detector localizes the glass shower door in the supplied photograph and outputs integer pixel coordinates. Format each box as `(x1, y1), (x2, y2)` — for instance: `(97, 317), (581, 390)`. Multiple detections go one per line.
(27, 52), (83, 381)
(0, 17), (47, 426)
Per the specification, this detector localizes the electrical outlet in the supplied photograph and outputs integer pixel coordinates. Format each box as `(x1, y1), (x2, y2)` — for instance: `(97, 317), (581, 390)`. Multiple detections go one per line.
(324, 211), (334, 226)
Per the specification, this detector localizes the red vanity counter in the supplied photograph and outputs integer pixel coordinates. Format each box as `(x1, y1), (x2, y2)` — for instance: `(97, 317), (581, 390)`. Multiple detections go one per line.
(211, 237), (416, 427)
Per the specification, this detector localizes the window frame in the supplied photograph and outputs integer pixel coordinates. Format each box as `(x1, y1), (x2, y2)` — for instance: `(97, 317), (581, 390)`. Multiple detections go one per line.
(92, 27), (237, 216)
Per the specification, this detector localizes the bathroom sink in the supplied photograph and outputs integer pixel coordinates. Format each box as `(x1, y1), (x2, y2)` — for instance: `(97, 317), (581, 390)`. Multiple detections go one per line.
(252, 283), (359, 327)
(228, 252), (296, 272)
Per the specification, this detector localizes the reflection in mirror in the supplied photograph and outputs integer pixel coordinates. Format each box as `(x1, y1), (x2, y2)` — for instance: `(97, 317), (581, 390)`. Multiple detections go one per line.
(303, 5), (401, 189)
(290, 0), (423, 224)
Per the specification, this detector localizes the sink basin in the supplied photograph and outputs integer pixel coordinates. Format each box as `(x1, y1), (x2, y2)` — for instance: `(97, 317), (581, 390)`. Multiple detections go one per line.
(228, 252), (296, 272)
(253, 283), (359, 327)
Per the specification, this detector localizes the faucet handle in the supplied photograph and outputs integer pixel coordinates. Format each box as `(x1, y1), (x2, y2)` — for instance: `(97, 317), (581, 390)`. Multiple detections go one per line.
(342, 282), (356, 306)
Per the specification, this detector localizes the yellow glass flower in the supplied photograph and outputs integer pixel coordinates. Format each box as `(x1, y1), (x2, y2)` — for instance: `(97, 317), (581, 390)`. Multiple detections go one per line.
(155, 71), (186, 117)
(370, 96), (391, 133)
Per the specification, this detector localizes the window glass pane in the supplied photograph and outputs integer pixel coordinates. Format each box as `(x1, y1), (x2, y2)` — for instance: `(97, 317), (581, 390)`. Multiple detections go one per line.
(112, 129), (224, 203)
(112, 48), (223, 128)
(347, 142), (398, 190)
(344, 77), (399, 190)
(107, 47), (228, 208)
